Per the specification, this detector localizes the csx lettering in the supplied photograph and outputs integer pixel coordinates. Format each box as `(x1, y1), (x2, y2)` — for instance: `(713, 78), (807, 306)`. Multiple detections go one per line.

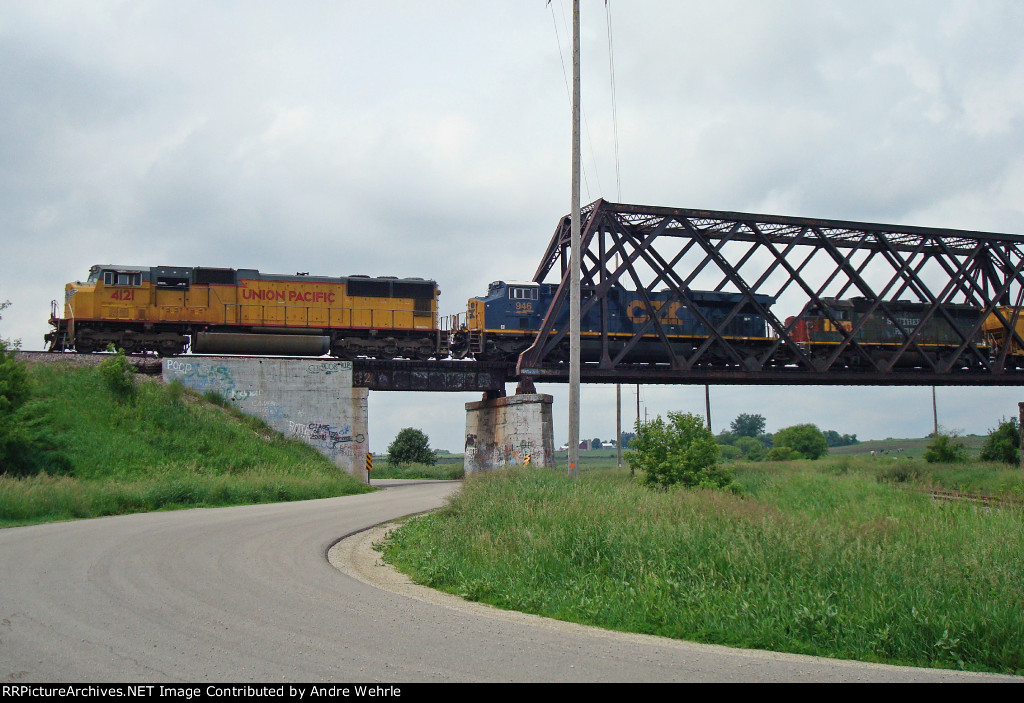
(627, 299), (686, 323)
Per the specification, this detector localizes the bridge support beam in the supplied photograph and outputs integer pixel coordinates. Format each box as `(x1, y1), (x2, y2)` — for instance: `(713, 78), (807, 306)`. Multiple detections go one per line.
(464, 393), (554, 473)
(163, 357), (369, 481)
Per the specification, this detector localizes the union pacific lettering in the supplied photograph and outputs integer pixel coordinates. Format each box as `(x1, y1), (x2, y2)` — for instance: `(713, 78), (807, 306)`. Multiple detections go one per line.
(239, 288), (337, 304)
(287, 290), (336, 303)
(240, 289), (287, 302)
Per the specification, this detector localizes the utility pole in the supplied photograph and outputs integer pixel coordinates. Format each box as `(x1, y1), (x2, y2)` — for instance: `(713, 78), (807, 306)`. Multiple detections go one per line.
(567, 0), (581, 478)
(705, 384), (712, 431)
(1018, 402), (1023, 469)
(932, 386), (939, 438)
(616, 384), (622, 468)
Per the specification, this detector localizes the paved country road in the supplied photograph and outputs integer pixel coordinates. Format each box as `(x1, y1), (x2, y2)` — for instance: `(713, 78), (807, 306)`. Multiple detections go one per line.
(0, 480), (1018, 683)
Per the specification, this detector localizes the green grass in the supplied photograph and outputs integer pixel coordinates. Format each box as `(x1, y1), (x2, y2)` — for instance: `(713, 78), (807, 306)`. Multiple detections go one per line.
(371, 462), (465, 480)
(0, 363), (372, 526)
(380, 460), (1024, 674)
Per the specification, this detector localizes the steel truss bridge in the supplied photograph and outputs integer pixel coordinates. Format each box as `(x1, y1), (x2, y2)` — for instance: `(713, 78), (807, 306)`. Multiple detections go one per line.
(514, 200), (1024, 387)
(30, 200), (1024, 392)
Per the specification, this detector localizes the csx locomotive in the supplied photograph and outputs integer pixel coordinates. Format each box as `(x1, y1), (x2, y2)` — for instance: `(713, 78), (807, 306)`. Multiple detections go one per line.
(785, 297), (991, 368)
(449, 280), (776, 364)
(46, 264), (441, 359)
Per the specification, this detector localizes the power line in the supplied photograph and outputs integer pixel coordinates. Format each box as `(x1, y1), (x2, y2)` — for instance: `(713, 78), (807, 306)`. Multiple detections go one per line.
(549, 0), (606, 201)
(605, 0), (621, 201)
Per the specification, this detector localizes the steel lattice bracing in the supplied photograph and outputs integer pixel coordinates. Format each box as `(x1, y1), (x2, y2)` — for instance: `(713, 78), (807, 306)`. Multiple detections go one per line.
(516, 200), (1024, 386)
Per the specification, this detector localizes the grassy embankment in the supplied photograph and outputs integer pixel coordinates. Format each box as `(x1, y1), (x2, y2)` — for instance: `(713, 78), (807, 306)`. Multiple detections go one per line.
(381, 454), (1024, 674)
(0, 362), (371, 527)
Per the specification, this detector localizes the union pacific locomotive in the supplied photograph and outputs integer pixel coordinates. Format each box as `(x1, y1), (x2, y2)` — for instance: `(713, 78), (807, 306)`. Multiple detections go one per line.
(46, 264), (441, 359)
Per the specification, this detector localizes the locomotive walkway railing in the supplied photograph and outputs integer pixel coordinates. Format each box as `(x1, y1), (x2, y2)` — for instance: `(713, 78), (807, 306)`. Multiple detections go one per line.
(517, 200), (1024, 386)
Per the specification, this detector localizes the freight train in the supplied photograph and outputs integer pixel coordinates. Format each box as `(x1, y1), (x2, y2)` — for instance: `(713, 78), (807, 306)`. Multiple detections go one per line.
(46, 264), (1017, 370)
(46, 264), (442, 359)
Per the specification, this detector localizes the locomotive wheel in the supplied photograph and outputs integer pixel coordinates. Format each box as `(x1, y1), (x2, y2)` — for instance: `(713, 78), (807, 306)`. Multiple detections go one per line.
(411, 341), (435, 360)
(450, 334), (470, 359)
(158, 341), (184, 357)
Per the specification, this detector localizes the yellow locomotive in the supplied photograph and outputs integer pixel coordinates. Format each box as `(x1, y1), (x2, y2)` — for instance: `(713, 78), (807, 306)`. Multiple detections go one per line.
(46, 264), (441, 358)
(983, 307), (1024, 362)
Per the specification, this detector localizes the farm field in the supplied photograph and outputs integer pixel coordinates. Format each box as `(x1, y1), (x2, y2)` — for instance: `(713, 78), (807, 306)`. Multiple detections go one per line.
(828, 435), (987, 459)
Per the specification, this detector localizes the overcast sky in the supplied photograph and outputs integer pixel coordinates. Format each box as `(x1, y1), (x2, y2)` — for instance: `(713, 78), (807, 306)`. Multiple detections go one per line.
(3, 1), (1024, 453)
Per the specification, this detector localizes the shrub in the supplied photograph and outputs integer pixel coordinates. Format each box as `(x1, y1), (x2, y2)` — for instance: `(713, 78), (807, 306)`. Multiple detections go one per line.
(924, 433), (969, 464)
(0, 339), (29, 422)
(717, 444), (742, 461)
(626, 411), (733, 490)
(979, 419), (1020, 465)
(772, 423), (828, 460)
(765, 446), (803, 461)
(0, 346), (72, 477)
(98, 347), (136, 402)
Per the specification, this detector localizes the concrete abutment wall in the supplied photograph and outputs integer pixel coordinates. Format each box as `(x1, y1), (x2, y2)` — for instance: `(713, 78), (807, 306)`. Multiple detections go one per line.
(464, 393), (555, 473)
(163, 357), (369, 481)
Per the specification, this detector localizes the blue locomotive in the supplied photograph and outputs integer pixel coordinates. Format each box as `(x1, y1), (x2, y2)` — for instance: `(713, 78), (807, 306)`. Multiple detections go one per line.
(451, 280), (776, 363)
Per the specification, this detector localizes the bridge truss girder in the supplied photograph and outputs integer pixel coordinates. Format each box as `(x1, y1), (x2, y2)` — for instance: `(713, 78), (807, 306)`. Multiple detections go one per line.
(516, 200), (1024, 386)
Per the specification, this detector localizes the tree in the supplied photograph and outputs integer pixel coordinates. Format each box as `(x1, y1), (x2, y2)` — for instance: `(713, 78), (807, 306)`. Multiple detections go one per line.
(824, 430), (859, 447)
(729, 413), (766, 438)
(980, 419), (1020, 465)
(619, 431), (636, 448)
(625, 411), (733, 490)
(734, 435), (766, 461)
(591, 437), (602, 450)
(387, 427), (436, 466)
(772, 423), (828, 460)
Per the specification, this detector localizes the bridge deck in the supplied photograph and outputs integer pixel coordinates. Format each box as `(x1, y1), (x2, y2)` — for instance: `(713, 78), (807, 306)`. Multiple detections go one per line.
(19, 352), (1024, 389)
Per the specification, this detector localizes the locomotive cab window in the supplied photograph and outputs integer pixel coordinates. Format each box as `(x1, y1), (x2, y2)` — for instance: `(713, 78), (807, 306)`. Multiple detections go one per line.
(103, 271), (141, 286)
(509, 287), (538, 301)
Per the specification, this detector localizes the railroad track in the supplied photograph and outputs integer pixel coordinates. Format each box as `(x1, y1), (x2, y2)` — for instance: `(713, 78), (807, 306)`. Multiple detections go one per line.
(16, 349), (163, 373)
(927, 487), (1021, 507)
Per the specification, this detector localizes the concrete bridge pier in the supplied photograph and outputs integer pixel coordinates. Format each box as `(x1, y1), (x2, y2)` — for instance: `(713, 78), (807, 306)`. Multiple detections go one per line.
(464, 393), (555, 473)
(163, 357), (369, 481)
